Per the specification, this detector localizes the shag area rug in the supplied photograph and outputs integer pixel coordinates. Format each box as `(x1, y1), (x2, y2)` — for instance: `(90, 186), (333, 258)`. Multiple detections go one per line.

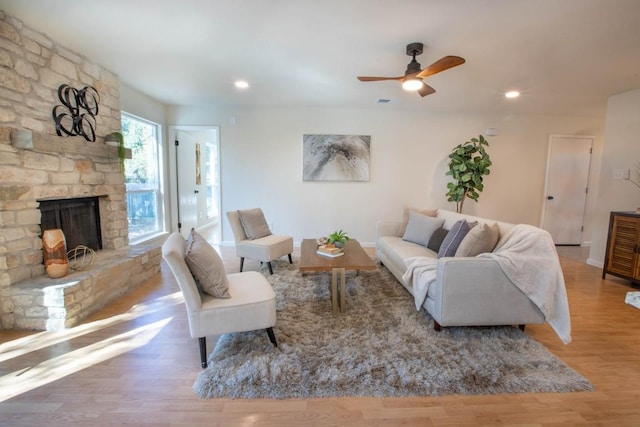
(194, 259), (592, 399)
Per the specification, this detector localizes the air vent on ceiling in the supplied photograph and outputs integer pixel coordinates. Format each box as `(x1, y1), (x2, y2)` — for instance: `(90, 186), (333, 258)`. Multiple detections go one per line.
(377, 98), (392, 104)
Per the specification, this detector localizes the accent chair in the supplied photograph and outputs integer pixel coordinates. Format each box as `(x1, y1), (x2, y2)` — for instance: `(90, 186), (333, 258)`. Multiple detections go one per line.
(226, 208), (293, 274)
(161, 232), (278, 368)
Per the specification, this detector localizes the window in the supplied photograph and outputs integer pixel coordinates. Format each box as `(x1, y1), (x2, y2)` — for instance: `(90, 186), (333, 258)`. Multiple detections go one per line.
(122, 113), (164, 242)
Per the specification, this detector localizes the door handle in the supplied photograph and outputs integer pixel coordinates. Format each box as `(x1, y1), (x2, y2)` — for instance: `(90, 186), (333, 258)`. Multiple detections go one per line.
(547, 195), (554, 200)
(194, 190), (199, 194)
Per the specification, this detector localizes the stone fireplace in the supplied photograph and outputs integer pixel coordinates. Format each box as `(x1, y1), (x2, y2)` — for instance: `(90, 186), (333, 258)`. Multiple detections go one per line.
(0, 13), (162, 330)
(0, 128), (162, 330)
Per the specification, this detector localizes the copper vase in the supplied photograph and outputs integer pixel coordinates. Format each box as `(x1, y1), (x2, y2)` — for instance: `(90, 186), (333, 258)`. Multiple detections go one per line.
(42, 229), (69, 278)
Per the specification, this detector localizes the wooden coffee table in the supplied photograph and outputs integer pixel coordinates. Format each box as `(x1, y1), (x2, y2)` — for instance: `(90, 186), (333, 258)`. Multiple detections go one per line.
(299, 238), (376, 314)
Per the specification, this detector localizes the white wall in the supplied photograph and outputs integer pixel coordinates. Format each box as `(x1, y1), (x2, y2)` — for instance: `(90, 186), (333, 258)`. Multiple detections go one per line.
(168, 105), (603, 247)
(588, 89), (640, 267)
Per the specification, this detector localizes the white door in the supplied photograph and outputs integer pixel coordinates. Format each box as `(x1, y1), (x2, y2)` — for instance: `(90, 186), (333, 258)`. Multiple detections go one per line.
(175, 129), (199, 238)
(173, 127), (221, 241)
(541, 135), (593, 245)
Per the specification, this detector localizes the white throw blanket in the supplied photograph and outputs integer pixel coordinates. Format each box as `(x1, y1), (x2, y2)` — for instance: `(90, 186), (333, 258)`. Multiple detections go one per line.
(402, 224), (572, 344)
(402, 256), (438, 311)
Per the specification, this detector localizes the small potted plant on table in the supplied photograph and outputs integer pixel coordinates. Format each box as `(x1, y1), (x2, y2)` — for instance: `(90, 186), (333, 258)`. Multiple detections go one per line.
(326, 229), (349, 248)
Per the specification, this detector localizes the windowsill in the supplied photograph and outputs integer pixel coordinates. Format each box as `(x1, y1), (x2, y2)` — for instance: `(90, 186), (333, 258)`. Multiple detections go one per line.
(129, 231), (168, 246)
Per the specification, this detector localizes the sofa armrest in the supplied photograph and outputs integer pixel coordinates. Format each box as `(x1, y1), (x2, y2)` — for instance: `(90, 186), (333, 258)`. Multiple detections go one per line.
(428, 257), (544, 326)
(377, 221), (402, 239)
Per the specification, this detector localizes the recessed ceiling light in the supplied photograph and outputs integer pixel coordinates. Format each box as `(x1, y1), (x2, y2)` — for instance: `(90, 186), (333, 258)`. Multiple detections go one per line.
(234, 80), (249, 89)
(505, 90), (520, 99)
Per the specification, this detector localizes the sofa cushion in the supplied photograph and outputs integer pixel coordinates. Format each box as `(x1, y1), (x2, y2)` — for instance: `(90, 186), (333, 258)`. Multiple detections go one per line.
(456, 222), (500, 257)
(185, 230), (231, 298)
(399, 207), (438, 236)
(379, 235), (437, 270)
(237, 208), (272, 240)
(427, 227), (449, 252)
(438, 220), (472, 258)
(402, 211), (444, 247)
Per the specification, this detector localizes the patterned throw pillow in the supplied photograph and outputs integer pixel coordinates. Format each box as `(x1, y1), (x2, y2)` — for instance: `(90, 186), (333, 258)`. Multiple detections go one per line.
(438, 220), (472, 258)
(184, 229), (230, 298)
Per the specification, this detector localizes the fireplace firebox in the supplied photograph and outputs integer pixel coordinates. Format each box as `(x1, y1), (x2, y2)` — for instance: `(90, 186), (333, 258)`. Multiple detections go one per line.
(39, 196), (103, 253)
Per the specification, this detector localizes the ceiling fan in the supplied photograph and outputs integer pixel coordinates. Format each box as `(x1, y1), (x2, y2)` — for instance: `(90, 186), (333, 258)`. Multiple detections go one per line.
(357, 42), (465, 97)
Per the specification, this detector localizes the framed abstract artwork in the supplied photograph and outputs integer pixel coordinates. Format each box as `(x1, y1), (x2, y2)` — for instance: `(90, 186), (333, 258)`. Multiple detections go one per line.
(302, 134), (371, 181)
(195, 143), (201, 185)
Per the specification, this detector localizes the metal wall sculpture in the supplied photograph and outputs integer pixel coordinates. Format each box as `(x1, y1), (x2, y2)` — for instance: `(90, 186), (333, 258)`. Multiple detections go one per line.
(52, 84), (100, 142)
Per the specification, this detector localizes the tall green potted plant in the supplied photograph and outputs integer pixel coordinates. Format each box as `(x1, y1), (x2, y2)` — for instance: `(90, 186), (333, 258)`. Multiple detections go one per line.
(445, 135), (492, 213)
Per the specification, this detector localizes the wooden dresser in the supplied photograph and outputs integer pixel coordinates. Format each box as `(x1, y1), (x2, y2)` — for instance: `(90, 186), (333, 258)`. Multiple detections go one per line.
(603, 211), (640, 283)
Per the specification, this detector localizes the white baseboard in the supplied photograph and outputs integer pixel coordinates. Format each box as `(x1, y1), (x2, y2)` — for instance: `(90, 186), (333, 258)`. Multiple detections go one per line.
(586, 258), (604, 269)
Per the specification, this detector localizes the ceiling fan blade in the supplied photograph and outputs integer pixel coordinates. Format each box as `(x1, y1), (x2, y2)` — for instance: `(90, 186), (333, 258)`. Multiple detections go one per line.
(415, 56), (465, 79)
(357, 76), (404, 82)
(417, 84), (436, 97)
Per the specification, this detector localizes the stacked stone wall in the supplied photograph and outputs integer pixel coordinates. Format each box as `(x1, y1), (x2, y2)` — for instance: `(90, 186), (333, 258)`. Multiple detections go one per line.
(0, 12), (147, 330)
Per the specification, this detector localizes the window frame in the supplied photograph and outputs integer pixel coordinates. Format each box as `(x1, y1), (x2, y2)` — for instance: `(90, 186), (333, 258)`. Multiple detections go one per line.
(121, 111), (165, 244)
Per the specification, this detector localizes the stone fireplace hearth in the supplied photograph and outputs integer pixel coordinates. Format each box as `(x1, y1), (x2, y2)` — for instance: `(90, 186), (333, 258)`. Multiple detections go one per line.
(0, 127), (161, 330)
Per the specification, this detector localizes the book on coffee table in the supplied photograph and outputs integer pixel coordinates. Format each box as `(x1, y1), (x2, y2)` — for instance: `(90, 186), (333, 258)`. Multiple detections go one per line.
(317, 245), (342, 255)
(316, 250), (344, 257)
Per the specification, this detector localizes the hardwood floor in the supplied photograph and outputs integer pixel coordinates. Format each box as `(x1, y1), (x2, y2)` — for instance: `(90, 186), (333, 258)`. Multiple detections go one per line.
(1, 245), (639, 426)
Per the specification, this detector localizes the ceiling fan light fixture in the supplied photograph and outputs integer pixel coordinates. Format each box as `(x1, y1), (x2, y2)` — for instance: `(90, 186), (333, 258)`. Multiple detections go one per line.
(234, 80), (249, 89)
(402, 78), (424, 91)
(505, 90), (520, 99)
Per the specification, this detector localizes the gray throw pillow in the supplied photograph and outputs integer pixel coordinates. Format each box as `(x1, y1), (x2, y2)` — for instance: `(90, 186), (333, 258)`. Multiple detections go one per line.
(184, 230), (230, 298)
(427, 227), (449, 252)
(399, 207), (438, 236)
(455, 222), (500, 257)
(438, 220), (471, 258)
(237, 208), (272, 240)
(402, 211), (445, 247)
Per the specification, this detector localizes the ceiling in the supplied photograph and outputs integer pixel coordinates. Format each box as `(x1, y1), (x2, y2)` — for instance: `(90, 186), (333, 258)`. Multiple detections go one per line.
(3, 0), (640, 117)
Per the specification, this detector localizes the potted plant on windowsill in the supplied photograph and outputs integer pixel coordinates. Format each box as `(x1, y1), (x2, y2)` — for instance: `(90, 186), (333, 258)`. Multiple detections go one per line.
(105, 131), (126, 173)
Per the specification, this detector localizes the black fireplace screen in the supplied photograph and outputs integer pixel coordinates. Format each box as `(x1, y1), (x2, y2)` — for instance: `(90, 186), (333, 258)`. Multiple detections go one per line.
(39, 197), (102, 252)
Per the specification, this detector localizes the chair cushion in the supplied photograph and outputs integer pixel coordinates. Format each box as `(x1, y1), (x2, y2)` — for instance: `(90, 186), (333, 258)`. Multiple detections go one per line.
(402, 210), (444, 247)
(184, 230), (230, 298)
(455, 222), (500, 257)
(238, 208), (272, 240)
(191, 271), (276, 337)
(438, 219), (472, 258)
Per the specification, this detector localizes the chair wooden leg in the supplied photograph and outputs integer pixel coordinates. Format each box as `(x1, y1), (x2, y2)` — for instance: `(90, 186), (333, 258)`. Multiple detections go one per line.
(266, 327), (278, 347)
(433, 320), (441, 331)
(239, 257), (244, 272)
(288, 254), (293, 264)
(267, 262), (273, 275)
(518, 324), (526, 332)
(199, 337), (208, 368)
